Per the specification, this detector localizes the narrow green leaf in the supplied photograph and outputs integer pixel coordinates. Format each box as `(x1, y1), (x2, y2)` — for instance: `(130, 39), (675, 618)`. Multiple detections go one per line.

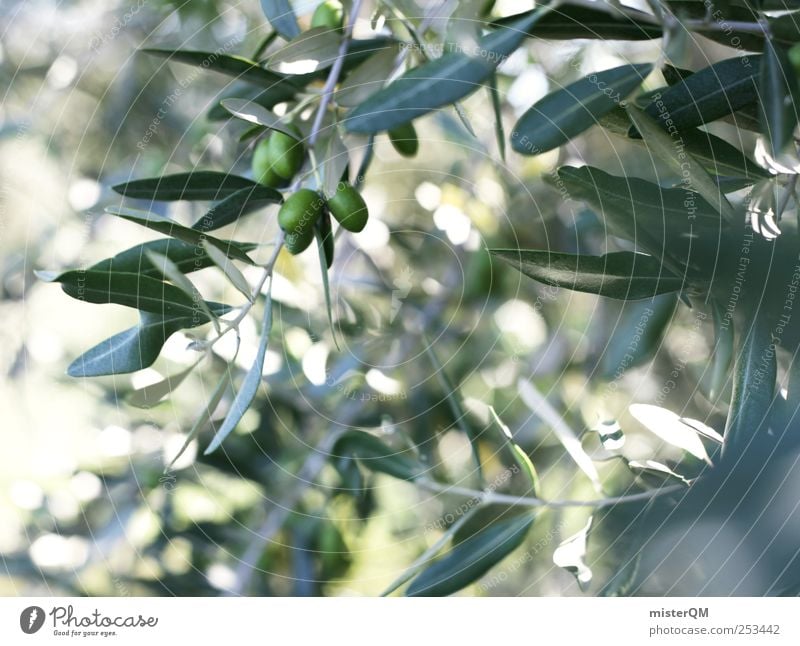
(487, 72), (506, 162)
(494, 5), (662, 41)
(336, 45), (399, 108)
(192, 185), (282, 232)
(204, 293), (274, 454)
(599, 294), (677, 380)
(424, 340), (483, 481)
(758, 39), (800, 156)
(406, 513), (535, 596)
(85, 239), (257, 278)
(260, 0), (301, 40)
(333, 431), (425, 481)
(146, 250), (220, 331)
(381, 506), (483, 596)
(41, 269), (209, 318)
(344, 8), (551, 134)
(512, 64), (652, 155)
(220, 99), (302, 139)
(491, 249), (683, 300)
(128, 361), (199, 408)
(142, 49), (287, 87)
(167, 372), (230, 469)
(629, 404), (711, 463)
(315, 228), (340, 350)
(641, 56), (761, 131)
(550, 166), (728, 281)
(64, 307), (228, 378)
(517, 378), (602, 492)
(710, 300), (734, 401)
(267, 27), (342, 74)
(722, 314), (778, 462)
(208, 83), (301, 121)
(105, 206), (255, 264)
(201, 240), (253, 302)
(112, 171), (257, 201)
(487, 406), (538, 494)
(626, 104), (737, 222)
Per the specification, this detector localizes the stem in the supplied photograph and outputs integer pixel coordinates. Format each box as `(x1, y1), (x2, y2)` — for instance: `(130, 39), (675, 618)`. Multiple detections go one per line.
(308, 0), (365, 148)
(414, 478), (685, 509)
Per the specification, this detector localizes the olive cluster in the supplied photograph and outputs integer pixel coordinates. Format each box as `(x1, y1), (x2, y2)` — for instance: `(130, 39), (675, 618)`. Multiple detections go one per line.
(277, 184), (368, 258)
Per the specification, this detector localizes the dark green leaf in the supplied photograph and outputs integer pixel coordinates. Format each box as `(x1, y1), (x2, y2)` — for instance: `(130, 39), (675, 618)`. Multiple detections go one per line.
(142, 49), (287, 86)
(219, 99), (301, 139)
(406, 513), (535, 596)
(512, 63), (652, 155)
(41, 269), (213, 318)
(207, 83), (301, 121)
(494, 5), (662, 41)
(641, 56), (761, 131)
(626, 104), (737, 222)
(87, 239), (257, 278)
(550, 166), (728, 281)
(344, 9), (550, 134)
(722, 312), (778, 462)
(599, 294), (677, 379)
(192, 185), (282, 232)
(105, 207), (255, 264)
(204, 295), (274, 454)
(758, 40), (800, 156)
(709, 300), (735, 401)
(260, 0), (300, 40)
(113, 171), (257, 201)
(491, 249), (684, 300)
(333, 431), (425, 481)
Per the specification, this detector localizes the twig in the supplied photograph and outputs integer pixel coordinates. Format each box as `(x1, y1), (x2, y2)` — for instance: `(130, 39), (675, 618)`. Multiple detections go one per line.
(308, 0), (365, 148)
(414, 478), (685, 509)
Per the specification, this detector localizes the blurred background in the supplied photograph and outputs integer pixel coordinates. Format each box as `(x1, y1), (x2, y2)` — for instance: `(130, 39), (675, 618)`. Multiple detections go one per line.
(1, 0), (736, 596)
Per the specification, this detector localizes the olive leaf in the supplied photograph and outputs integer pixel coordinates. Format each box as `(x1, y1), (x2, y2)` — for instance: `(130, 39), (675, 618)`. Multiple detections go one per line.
(626, 104), (737, 222)
(142, 49), (289, 87)
(640, 56), (761, 131)
(204, 292), (274, 455)
(65, 305), (229, 378)
(38, 269), (213, 318)
(333, 431), (425, 481)
(113, 171), (258, 201)
(494, 5), (662, 41)
(128, 361), (200, 409)
(260, 0), (301, 41)
(490, 249), (684, 300)
(512, 63), (652, 155)
(192, 185), (283, 232)
(344, 8), (551, 134)
(105, 207), (255, 264)
(553, 518), (593, 591)
(758, 39), (800, 156)
(722, 314), (778, 462)
(267, 27), (343, 74)
(406, 513), (535, 596)
(220, 99), (303, 139)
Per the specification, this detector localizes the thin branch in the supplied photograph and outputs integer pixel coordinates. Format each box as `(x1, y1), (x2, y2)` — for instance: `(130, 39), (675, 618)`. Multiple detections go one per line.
(414, 478), (685, 509)
(308, 0), (365, 148)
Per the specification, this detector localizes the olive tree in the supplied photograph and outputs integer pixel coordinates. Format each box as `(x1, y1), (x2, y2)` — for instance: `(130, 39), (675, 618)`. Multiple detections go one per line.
(39, 0), (800, 596)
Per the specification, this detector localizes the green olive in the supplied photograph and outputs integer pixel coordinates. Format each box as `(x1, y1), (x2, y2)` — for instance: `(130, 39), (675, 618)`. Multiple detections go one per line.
(326, 183), (368, 232)
(279, 189), (324, 254)
(388, 122), (419, 157)
(252, 138), (283, 187)
(267, 129), (305, 180)
(311, 0), (344, 30)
